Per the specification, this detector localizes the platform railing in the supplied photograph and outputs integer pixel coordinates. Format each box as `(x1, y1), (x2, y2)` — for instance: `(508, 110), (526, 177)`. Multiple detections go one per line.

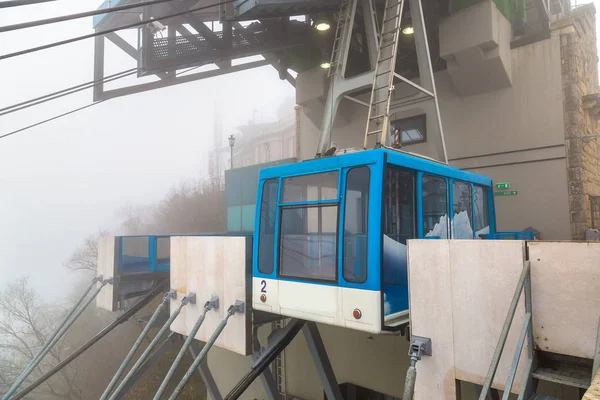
(478, 260), (534, 400)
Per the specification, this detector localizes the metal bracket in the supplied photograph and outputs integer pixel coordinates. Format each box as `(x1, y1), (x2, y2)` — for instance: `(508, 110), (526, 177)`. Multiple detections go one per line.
(409, 336), (432, 361)
(205, 296), (219, 311)
(165, 290), (177, 301)
(182, 292), (196, 305)
(229, 300), (245, 315)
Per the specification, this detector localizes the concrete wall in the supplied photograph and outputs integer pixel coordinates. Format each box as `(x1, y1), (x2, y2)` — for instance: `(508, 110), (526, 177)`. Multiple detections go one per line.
(297, 28), (571, 239)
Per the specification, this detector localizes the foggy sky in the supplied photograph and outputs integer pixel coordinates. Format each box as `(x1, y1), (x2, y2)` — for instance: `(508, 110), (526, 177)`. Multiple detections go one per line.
(0, 0), (294, 299)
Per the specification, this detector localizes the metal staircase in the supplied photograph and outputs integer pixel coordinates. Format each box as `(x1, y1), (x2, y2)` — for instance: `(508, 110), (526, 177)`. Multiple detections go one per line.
(477, 261), (598, 400)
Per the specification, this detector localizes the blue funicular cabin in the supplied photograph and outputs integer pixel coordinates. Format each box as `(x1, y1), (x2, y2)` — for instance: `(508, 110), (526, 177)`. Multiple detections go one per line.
(252, 148), (495, 334)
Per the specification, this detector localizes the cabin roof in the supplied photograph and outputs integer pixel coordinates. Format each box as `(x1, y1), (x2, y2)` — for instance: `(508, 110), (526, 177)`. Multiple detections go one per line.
(258, 148), (492, 186)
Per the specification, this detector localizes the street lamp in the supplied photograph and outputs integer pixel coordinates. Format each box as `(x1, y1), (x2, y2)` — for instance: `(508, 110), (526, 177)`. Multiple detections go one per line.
(228, 135), (235, 169)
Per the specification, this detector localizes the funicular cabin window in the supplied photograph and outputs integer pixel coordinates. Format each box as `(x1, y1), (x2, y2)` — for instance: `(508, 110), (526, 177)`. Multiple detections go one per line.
(282, 171), (338, 203)
(343, 167), (369, 283)
(258, 179), (278, 274)
(474, 185), (490, 237)
(279, 172), (339, 282)
(452, 181), (473, 239)
(382, 168), (415, 320)
(422, 175), (448, 238)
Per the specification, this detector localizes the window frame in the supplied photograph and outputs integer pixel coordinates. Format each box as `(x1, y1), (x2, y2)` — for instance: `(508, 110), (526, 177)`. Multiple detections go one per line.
(276, 170), (342, 284)
(280, 170), (340, 205)
(257, 178), (279, 275)
(341, 166), (371, 284)
(381, 166), (417, 243)
(450, 179), (474, 239)
(390, 114), (427, 146)
(420, 173), (450, 239)
(381, 166), (416, 286)
(276, 203), (340, 283)
(473, 184), (491, 239)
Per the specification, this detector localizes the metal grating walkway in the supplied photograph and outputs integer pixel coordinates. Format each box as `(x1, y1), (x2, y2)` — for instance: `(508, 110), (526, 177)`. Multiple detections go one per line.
(532, 366), (592, 389)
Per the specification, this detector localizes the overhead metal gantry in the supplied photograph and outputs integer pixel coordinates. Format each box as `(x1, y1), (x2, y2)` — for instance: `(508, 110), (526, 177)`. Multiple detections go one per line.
(92, 0), (337, 101)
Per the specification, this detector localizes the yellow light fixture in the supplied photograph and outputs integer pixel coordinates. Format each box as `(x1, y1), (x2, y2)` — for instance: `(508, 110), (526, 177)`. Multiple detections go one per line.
(402, 26), (414, 35)
(320, 62), (331, 69)
(315, 22), (331, 31)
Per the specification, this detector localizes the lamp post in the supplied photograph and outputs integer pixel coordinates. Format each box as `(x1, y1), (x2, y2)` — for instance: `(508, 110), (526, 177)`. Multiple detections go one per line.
(228, 135), (235, 169)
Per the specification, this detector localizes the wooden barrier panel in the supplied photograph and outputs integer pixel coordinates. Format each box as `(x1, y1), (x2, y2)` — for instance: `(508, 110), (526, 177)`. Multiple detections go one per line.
(96, 236), (118, 312)
(408, 240), (528, 399)
(170, 236), (252, 356)
(529, 242), (600, 359)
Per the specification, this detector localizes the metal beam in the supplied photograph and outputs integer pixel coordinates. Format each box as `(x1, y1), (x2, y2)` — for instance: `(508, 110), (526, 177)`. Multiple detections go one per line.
(172, 22), (228, 69)
(408, 0), (448, 163)
(302, 322), (343, 400)
(190, 342), (223, 400)
(105, 32), (168, 80)
(232, 21), (295, 87)
(99, 60), (270, 100)
(169, 1), (222, 44)
(225, 319), (305, 400)
(114, 332), (177, 399)
(251, 353), (280, 400)
(93, 34), (105, 102)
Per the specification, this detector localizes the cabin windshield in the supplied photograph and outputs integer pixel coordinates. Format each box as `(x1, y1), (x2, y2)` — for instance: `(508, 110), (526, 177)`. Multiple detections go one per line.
(278, 171), (339, 281)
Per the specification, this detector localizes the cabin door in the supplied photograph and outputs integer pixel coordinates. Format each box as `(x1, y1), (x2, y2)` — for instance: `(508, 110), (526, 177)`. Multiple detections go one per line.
(381, 168), (415, 325)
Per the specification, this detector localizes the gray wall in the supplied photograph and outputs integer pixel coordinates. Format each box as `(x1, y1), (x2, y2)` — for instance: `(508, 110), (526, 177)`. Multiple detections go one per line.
(297, 33), (570, 239)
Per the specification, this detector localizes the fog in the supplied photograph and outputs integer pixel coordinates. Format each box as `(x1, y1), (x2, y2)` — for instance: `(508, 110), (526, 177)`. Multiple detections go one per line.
(0, 0), (294, 299)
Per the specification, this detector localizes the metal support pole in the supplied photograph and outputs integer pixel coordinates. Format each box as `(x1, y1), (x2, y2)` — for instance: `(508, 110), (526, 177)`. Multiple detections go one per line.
(301, 322), (343, 400)
(478, 262), (530, 400)
(14, 277), (100, 383)
(153, 296), (219, 400)
(168, 301), (245, 400)
(593, 316), (600, 378)
(402, 336), (432, 400)
(108, 292), (194, 400)
(113, 332), (177, 400)
(190, 343), (223, 400)
(251, 353), (279, 400)
(2, 277), (109, 400)
(225, 319), (305, 400)
(408, 0), (448, 163)
(100, 291), (174, 400)
(9, 281), (168, 400)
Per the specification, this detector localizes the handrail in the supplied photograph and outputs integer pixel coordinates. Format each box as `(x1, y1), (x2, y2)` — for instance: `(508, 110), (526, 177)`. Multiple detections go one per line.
(478, 260), (534, 400)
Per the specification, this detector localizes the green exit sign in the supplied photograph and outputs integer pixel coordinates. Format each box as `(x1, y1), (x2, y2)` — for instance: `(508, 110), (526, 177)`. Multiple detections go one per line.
(494, 190), (518, 196)
(495, 182), (510, 189)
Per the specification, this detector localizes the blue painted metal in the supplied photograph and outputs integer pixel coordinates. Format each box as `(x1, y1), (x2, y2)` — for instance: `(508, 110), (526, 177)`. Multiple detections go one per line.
(482, 232), (535, 240)
(252, 148), (498, 322)
(93, 0), (125, 27)
(232, 0), (340, 20)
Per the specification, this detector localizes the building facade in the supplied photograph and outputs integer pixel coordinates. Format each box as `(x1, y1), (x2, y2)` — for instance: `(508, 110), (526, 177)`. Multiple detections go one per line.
(295, 3), (600, 241)
(232, 112), (298, 168)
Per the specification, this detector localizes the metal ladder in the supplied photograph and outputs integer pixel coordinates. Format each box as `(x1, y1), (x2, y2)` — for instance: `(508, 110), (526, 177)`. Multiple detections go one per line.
(272, 319), (288, 398)
(328, 0), (354, 77)
(364, 0), (405, 148)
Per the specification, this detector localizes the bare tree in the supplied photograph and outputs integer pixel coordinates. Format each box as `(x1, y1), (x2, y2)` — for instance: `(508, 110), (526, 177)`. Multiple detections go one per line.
(63, 229), (109, 272)
(0, 278), (85, 400)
